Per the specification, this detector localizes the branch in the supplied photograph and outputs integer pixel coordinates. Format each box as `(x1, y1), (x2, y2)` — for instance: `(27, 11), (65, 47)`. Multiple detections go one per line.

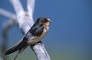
(2, 20), (16, 51)
(10, 0), (25, 16)
(27, 0), (50, 60)
(1, 0), (51, 60)
(0, 8), (16, 19)
(0, 5), (17, 60)
(10, 0), (34, 34)
(1, 19), (17, 60)
(31, 42), (50, 60)
(27, 0), (35, 18)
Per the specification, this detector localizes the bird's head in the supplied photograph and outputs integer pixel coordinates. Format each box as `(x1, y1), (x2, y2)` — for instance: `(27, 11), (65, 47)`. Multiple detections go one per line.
(36, 17), (51, 26)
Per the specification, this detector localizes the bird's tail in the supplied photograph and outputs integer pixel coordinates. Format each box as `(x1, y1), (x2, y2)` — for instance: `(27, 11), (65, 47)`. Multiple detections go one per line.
(5, 45), (19, 55)
(5, 39), (28, 55)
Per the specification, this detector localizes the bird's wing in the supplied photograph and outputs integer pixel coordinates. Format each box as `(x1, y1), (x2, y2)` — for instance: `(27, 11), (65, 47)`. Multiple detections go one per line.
(5, 38), (28, 55)
(29, 24), (45, 36)
(5, 24), (44, 55)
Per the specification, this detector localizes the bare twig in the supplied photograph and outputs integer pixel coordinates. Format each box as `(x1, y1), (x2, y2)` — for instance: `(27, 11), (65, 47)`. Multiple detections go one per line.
(27, 0), (35, 18)
(1, 0), (51, 60)
(2, 19), (17, 60)
(31, 42), (50, 60)
(0, 7), (16, 60)
(10, 0), (25, 16)
(2, 20), (16, 51)
(10, 0), (34, 34)
(0, 8), (16, 19)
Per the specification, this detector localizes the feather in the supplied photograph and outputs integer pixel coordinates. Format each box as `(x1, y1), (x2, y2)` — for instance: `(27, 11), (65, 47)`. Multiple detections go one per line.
(5, 38), (28, 55)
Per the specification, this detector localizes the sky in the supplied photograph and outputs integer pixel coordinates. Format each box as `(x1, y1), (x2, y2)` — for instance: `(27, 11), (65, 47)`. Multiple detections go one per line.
(0, 0), (92, 60)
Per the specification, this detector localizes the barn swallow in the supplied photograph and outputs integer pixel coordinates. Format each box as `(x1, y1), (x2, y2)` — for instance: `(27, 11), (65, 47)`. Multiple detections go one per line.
(5, 17), (51, 60)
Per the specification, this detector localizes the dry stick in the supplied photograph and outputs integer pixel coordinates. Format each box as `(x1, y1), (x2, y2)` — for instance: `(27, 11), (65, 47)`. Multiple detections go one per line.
(2, 19), (17, 50)
(27, 0), (50, 60)
(10, 0), (50, 60)
(0, 8), (16, 19)
(0, 9), (17, 55)
(2, 19), (17, 60)
(0, 8), (17, 60)
(1, 0), (50, 60)
(0, 9), (17, 54)
(10, 0), (32, 34)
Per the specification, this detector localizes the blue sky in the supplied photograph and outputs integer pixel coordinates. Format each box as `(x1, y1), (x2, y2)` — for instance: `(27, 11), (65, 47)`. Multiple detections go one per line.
(0, 0), (92, 60)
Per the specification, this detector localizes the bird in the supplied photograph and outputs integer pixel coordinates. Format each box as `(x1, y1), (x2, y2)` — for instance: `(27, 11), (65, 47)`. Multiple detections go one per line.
(5, 17), (51, 60)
